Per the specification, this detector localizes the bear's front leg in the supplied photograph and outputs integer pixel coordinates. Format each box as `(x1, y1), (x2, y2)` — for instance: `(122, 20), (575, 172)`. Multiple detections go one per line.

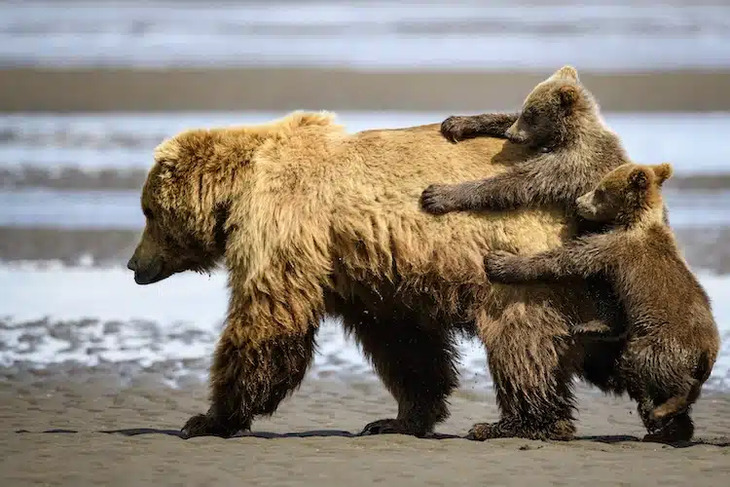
(181, 327), (316, 439)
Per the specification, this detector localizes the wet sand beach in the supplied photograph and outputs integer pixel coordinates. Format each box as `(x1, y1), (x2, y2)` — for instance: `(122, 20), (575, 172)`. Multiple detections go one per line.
(2, 68), (730, 112)
(1, 370), (729, 487)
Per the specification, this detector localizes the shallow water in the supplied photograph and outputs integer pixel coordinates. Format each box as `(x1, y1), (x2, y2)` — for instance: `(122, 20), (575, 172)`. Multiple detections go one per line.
(0, 265), (728, 391)
(2, 187), (728, 229)
(1, 111), (729, 174)
(1, 111), (729, 227)
(2, 1), (730, 70)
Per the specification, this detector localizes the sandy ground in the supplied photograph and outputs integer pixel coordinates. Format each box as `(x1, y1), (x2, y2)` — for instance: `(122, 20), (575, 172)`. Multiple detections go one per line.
(1, 370), (729, 487)
(2, 68), (730, 112)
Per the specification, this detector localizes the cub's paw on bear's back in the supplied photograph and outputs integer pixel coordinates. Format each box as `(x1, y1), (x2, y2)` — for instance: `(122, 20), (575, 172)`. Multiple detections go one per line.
(419, 183), (460, 215)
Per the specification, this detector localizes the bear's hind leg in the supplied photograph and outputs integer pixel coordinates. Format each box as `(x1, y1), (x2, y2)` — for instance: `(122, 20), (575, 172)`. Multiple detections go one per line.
(341, 307), (459, 437)
(181, 326), (317, 439)
(471, 303), (577, 441)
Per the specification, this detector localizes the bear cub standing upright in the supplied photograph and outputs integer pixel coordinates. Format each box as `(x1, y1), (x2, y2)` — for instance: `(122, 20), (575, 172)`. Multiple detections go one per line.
(485, 162), (720, 443)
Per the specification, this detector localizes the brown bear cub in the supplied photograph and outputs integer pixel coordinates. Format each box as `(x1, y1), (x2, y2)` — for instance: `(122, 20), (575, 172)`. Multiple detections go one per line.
(420, 65), (629, 216)
(421, 65), (633, 373)
(485, 163), (720, 443)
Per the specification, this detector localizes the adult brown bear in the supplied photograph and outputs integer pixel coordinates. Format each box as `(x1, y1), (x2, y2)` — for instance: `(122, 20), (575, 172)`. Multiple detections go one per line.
(127, 111), (618, 440)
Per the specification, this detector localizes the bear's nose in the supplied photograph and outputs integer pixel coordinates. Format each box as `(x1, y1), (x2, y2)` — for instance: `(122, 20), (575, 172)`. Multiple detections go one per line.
(127, 256), (138, 272)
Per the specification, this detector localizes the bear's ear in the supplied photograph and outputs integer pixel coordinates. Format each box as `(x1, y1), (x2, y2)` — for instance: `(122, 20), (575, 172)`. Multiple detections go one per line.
(628, 167), (650, 191)
(650, 163), (673, 186)
(557, 85), (579, 109)
(154, 139), (180, 172)
(549, 65), (579, 83)
(158, 158), (176, 170)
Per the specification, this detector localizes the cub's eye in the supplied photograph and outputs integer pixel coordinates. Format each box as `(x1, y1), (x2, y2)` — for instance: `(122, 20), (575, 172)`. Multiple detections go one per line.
(143, 207), (154, 220)
(522, 109), (536, 122)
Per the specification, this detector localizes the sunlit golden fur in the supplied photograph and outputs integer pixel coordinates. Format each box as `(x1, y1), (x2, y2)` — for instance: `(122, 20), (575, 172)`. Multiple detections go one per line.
(129, 111), (614, 439)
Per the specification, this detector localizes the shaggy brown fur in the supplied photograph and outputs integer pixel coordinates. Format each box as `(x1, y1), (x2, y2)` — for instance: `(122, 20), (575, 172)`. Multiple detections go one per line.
(485, 163), (720, 442)
(128, 111), (618, 441)
(420, 66), (630, 217)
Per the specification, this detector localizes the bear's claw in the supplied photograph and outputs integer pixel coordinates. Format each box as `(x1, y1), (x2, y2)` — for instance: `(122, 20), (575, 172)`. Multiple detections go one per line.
(467, 422), (499, 441)
(181, 413), (238, 439)
(440, 116), (469, 143)
(360, 418), (429, 437)
(467, 419), (575, 441)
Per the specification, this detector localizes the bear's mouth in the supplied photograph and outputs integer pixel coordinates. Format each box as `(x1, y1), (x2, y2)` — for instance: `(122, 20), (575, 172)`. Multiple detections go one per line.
(133, 260), (175, 285)
(576, 203), (598, 222)
(134, 269), (175, 285)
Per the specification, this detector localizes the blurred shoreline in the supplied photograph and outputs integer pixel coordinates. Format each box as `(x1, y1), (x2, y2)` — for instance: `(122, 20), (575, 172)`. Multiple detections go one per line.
(5, 167), (730, 191)
(2, 68), (730, 112)
(3, 224), (729, 274)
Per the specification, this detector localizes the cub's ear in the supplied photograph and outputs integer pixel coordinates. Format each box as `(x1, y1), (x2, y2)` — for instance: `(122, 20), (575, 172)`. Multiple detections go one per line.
(650, 163), (673, 185)
(628, 167), (650, 190)
(549, 65), (579, 83)
(557, 85), (579, 109)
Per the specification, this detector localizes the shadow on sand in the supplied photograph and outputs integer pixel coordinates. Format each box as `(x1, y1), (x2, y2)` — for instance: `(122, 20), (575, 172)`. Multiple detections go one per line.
(14, 428), (730, 447)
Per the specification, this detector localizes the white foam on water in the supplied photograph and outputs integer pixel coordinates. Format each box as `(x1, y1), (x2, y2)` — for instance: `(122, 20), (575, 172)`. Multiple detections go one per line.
(0, 265), (376, 376)
(0, 265), (727, 389)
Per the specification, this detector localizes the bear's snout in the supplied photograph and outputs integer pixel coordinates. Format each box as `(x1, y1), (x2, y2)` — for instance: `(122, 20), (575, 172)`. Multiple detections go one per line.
(127, 244), (171, 285)
(130, 256), (167, 285)
(127, 255), (139, 272)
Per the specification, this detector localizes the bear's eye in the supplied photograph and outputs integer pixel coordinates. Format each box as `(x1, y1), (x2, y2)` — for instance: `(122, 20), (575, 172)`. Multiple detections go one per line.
(594, 189), (606, 200)
(143, 207), (154, 220)
(522, 109), (535, 122)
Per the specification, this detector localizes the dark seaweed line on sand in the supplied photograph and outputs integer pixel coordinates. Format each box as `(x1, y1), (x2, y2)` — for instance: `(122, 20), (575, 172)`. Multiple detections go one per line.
(12, 428), (730, 448)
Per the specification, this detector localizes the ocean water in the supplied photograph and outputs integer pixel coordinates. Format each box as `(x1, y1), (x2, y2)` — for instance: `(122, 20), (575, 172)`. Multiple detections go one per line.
(0, 110), (728, 391)
(1, 111), (729, 228)
(0, 111), (729, 174)
(1, 1), (730, 70)
(0, 265), (728, 390)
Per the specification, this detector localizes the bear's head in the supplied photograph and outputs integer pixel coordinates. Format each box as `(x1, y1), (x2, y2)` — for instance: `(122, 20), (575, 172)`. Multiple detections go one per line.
(127, 130), (236, 285)
(126, 111), (337, 285)
(575, 162), (673, 226)
(505, 65), (600, 151)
